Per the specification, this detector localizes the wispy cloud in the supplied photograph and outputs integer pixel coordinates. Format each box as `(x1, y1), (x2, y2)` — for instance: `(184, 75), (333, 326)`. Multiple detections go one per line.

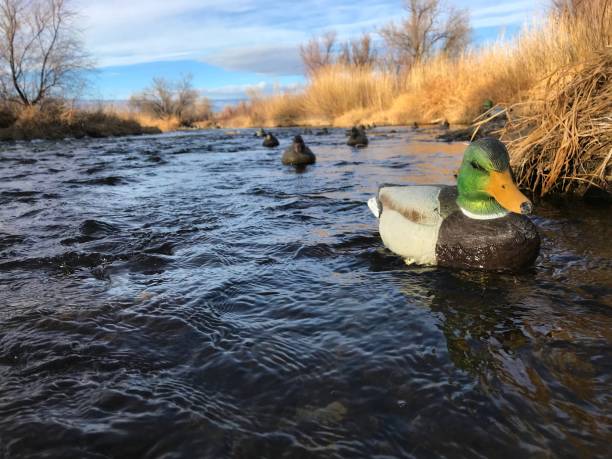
(201, 81), (303, 99)
(205, 45), (304, 76)
(78, 0), (546, 73)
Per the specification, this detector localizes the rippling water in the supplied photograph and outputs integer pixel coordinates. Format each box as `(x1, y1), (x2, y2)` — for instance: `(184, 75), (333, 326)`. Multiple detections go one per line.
(0, 128), (610, 458)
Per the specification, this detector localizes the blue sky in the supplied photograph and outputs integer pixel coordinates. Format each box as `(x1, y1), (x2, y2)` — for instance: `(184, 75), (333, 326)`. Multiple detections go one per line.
(78, 0), (548, 100)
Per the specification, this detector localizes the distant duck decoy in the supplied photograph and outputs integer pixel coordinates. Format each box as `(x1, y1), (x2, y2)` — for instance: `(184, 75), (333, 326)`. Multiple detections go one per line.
(347, 126), (368, 147)
(262, 133), (279, 148)
(412, 121), (419, 130)
(255, 128), (266, 137)
(315, 127), (330, 136)
(302, 128), (313, 135)
(367, 137), (539, 270)
(281, 135), (316, 165)
(442, 119), (450, 129)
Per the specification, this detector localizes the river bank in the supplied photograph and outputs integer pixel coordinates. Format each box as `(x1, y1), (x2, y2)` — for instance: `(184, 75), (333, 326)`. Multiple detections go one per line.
(0, 107), (162, 141)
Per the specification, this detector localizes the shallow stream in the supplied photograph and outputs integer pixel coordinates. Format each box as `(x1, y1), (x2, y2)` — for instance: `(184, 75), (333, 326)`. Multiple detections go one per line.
(0, 128), (610, 458)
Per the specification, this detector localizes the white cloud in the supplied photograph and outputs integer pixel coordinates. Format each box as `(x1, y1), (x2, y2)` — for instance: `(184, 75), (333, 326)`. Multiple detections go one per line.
(200, 81), (303, 99)
(205, 44), (304, 76)
(77, 0), (547, 72)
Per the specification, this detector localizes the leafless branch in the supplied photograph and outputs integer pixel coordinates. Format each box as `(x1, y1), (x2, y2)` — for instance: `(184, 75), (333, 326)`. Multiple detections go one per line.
(129, 74), (212, 126)
(0, 0), (91, 106)
(379, 0), (470, 71)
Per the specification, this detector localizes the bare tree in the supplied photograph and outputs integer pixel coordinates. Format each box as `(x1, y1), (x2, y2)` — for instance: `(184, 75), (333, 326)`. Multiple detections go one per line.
(301, 31), (378, 74)
(129, 75), (211, 126)
(379, 0), (470, 69)
(130, 77), (175, 119)
(338, 33), (378, 68)
(173, 76), (199, 122)
(299, 30), (337, 76)
(0, 0), (90, 106)
(350, 33), (377, 68)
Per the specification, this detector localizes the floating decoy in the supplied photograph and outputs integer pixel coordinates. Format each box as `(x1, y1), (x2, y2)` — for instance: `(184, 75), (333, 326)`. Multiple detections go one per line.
(262, 133), (279, 148)
(347, 126), (368, 147)
(281, 135), (316, 165)
(367, 138), (540, 270)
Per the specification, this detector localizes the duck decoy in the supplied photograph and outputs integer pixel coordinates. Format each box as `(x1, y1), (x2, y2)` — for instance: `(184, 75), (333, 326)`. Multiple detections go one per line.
(281, 135), (316, 165)
(347, 126), (368, 147)
(367, 137), (539, 270)
(262, 133), (279, 147)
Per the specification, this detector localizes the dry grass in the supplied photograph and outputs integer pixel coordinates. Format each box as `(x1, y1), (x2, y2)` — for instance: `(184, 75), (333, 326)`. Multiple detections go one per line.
(220, 0), (608, 128)
(216, 91), (306, 127)
(222, 28), (570, 128)
(120, 112), (181, 132)
(301, 65), (400, 123)
(494, 52), (611, 195)
(0, 103), (161, 140)
(472, 0), (612, 195)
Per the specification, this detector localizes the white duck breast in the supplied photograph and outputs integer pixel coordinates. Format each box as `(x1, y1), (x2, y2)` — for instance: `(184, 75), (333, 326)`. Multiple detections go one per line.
(368, 185), (457, 265)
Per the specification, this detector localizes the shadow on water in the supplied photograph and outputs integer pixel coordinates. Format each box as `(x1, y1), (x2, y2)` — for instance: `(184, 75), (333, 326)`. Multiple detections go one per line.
(0, 128), (610, 458)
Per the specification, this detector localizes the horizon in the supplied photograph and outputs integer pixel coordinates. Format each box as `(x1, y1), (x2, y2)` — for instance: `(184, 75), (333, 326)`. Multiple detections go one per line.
(80, 0), (548, 101)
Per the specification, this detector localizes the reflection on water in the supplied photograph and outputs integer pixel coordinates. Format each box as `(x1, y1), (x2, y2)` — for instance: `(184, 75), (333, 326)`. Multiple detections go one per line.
(0, 127), (610, 458)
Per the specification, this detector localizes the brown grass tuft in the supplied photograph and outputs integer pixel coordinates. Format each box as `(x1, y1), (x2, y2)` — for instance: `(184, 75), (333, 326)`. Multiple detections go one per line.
(0, 103), (161, 141)
(495, 51), (611, 196)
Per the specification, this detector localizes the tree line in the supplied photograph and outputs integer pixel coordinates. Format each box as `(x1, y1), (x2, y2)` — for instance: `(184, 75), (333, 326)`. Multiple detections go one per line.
(300, 0), (471, 76)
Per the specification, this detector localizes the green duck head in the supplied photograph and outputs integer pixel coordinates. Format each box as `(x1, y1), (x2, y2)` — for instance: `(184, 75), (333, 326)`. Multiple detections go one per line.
(456, 138), (532, 218)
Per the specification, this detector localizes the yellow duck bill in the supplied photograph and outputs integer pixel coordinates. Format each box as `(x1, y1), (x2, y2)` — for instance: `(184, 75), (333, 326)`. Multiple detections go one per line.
(485, 170), (533, 214)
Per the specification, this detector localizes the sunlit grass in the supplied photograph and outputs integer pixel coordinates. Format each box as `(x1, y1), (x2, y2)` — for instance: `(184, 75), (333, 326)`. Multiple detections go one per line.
(220, 2), (609, 128)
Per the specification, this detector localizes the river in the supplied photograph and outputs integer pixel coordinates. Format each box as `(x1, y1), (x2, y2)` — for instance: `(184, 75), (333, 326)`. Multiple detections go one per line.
(0, 128), (610, 458)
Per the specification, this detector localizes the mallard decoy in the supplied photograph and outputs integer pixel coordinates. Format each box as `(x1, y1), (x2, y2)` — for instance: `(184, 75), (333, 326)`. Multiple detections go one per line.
(262, 133), (279, 147)
(347, 126), (368, 147)
(281, 135), (315, 165)
(367, 137), (539, 270)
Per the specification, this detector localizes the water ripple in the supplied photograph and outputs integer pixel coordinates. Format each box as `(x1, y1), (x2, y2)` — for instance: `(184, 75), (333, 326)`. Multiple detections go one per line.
(0, 129), (610, 458)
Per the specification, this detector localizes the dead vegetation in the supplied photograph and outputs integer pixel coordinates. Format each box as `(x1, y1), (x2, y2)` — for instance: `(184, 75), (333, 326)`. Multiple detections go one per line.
(495, 52), (611, 196)
(129, 75), (213, 129)
(0, 102), (161, 140)
(472, 0), (612, 196)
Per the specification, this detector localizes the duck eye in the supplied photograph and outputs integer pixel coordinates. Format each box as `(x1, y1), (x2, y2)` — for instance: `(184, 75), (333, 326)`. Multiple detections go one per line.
(470, 161), (485, 172)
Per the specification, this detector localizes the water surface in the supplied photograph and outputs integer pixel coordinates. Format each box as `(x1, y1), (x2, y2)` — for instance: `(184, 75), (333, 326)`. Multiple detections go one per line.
(0, 128), (610, 458)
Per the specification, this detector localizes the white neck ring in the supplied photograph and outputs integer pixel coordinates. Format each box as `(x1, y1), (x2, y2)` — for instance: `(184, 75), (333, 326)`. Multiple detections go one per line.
(460, 207), (508, 220)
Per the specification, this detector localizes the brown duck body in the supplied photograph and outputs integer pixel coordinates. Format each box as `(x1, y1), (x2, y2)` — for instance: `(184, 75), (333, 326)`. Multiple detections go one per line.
(263, 133), (279, 148)
(282, 135), (316, 165)
(347, 127), (368, 147)
(436, 207), (540, 271)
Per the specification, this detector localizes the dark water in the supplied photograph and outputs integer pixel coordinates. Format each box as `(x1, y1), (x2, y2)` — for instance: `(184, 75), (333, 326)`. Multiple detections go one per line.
(0, 128), (610, 458)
